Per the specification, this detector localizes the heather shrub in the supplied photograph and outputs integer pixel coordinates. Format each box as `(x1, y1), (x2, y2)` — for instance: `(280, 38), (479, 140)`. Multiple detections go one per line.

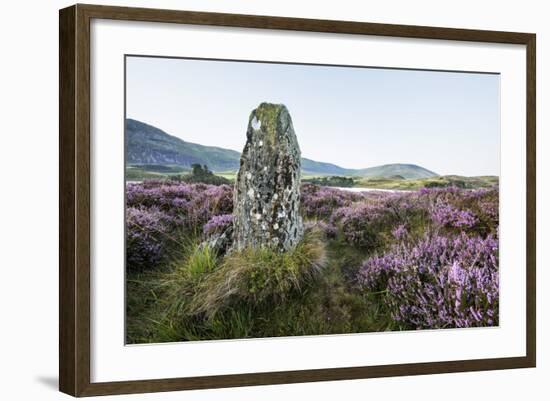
(203, 214), (233, 236)
(392, 224), (409, 241)
(126, 181), (233, 230)
(126, 181), (234, 271)
(331, 203), (391, 249)
(304, 219), (338, 239)
(430, 199), (478, 228)
(328, 190), (430, 250)
(463, 188), (499, 235)
(126, 206), (174, 271)
(358, 232), (499, 329)
(301, 183), (365, 218)
(126, 181), (501, 342)
(420, 186), (499, 236)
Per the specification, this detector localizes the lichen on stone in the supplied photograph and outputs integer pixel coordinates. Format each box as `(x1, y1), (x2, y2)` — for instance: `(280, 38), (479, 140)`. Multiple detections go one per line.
(251, 116), (262, 131)
(232, 102), (304, 252)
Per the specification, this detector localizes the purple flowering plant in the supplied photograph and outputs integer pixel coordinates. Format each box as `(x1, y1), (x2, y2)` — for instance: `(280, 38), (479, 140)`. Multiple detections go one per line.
(126, 181), (233, 271)
(203, 214), (234, 236)
(358, 232), (499, 329)
(126, 179), (499, 332)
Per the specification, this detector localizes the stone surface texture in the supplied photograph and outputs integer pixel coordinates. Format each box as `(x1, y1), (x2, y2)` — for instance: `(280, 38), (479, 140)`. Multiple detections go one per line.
(203, 225), (234, 256)
(232, 103), (304, 252)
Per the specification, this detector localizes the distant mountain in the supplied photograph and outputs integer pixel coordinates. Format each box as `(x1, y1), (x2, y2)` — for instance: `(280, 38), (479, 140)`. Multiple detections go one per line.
(126, 119), (438, 179)
(301, 159), (352, 176)
(353, 164), (437, 180)
(126, 119), (241, 172)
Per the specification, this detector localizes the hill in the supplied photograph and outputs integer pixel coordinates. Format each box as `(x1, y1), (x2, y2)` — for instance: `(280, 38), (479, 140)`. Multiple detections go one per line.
(126, 119), (241, 171)
(126, 119), (438, 179)
(353, 164), (437, 179)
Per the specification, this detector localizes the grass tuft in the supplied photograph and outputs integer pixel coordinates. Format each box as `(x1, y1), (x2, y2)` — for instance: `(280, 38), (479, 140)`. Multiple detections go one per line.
(190, 228), (327, 317)
(185, 244), (218, 281)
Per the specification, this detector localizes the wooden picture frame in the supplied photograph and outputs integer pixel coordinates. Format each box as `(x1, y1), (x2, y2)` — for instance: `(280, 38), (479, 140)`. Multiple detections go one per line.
(59, 3), (536, 397)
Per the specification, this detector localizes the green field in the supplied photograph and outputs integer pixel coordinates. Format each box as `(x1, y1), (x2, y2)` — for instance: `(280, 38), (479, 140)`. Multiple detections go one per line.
(306, 174), (498, 190)
(126, 165), (236, 181)
(126, 164), (497, 191)
(355, 175), (499, 190)
(213, 171), (237, 181)
(126, 164), (190, 180)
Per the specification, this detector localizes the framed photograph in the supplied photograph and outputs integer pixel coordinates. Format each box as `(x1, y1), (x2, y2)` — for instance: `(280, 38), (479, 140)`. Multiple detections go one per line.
(59, 4), (536, 397)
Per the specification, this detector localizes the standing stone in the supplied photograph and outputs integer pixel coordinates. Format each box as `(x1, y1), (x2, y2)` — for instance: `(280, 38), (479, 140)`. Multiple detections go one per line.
(232, 103), (304, 252)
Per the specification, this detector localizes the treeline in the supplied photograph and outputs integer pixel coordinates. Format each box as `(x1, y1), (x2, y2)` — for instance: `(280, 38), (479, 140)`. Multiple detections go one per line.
(171, 164), (230, 185)
(303, 176), (355, 187)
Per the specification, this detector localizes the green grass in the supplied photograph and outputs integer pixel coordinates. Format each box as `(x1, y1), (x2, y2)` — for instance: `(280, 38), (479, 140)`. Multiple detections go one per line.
(125, 225), (399, 344)
(188, 228), (327, 317)
(126, 164), (496, 191)
(125, 164), (234, 183)
(355, 175), (499, 190)
(129, 164), (189, 173)
(126, 268), (177, 343)
(126, 164), (189, 181)
(214, 171), (237, 181)
(125, 168), (168, 181)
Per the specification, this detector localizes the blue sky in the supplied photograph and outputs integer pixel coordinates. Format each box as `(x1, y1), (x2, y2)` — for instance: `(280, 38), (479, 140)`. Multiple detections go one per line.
(126, 56), (500, 176)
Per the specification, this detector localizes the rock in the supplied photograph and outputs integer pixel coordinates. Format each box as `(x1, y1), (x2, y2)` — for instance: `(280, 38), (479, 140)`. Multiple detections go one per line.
(203, 225), (234, 256)
(232, 103), (304, 252)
